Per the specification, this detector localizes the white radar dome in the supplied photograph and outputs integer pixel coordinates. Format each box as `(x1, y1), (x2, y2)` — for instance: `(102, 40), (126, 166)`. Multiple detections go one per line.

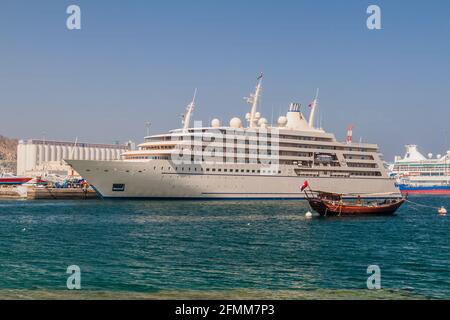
(211, 118), (221, 128)
(255, 112), (261, 119)
(277, 116), (288, 127)
(245, 113), (251, 120)
(428, 153), (433, 159)
(258, 118), (268, 126)
(230, 117), (242, 128)
(437, 154), (442, 159)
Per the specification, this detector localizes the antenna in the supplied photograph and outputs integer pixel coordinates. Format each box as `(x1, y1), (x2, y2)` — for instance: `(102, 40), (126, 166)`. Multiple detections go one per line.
(145, 122), (151, 136)
(245, 73), (263, 128)
(308, 88), (319, 128)
(183, 88), (197, 131)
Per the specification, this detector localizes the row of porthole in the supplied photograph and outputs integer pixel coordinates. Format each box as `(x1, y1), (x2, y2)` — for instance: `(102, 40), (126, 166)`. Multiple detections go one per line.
(88, 167), (282, 175)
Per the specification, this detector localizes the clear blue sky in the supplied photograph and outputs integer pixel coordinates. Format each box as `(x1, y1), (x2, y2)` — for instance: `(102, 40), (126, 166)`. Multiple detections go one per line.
(1, 0), (449, 160)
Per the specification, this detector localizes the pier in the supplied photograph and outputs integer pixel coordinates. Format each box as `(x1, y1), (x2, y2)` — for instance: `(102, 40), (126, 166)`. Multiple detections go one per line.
(0, 186), (98, 200)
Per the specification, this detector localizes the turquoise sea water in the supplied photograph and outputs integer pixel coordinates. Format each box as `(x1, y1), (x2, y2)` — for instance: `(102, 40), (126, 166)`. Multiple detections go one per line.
(0, 197), (449, 299)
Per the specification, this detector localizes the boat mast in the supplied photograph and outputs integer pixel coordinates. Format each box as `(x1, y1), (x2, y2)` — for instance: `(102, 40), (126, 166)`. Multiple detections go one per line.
(246, 73), (263, 128)
(182, 88), (197, 131)
(308, 88), (319, 128)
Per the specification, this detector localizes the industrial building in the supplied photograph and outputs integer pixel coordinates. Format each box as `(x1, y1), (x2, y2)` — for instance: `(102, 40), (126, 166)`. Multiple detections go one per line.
(17, 139), (132, 177)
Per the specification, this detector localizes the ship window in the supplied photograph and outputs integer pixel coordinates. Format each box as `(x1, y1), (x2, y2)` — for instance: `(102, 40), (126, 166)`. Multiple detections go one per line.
(224, 169), (228, 172)
(104, 170), (109, 172)
(218, 169), (222, 172)
(206, 168), (210, 172)
(86, 169), (91, 172)
(112, 184), (125, 192)
(212, 169), (216, 172)
(241, 169), (245, 173)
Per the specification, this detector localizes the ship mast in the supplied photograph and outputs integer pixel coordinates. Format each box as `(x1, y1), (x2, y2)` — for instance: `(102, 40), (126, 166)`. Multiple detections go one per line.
(182, 88), (197, 131)
(246, 73), (263, 128)
(308, 88), (319, 128)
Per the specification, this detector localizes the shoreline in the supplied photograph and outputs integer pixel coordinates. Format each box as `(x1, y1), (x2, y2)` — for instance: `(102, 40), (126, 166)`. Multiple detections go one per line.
(0, 289), (428, 300)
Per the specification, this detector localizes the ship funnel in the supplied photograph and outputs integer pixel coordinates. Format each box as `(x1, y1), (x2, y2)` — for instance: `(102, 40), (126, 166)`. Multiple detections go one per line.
(289, 102), (301, 112)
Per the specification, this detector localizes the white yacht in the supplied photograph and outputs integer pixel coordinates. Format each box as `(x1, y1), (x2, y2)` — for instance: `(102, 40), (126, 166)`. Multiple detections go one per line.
(67, 76), (400, 199)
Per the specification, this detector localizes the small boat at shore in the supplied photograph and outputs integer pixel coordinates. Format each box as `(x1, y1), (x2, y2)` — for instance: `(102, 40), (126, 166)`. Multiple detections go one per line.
(0, 173), (32, 185)
(301, 181), (405, 216)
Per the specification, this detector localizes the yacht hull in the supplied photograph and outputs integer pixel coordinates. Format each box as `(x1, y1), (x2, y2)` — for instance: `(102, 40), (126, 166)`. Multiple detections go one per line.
(67, 160), (401, 199)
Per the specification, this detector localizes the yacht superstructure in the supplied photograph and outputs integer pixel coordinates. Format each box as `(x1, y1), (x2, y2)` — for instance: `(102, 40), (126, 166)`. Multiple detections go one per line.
(67, 76), (400, 199)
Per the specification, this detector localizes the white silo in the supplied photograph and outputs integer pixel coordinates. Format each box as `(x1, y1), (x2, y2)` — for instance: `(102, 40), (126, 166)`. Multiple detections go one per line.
(50, 145), (56, 161)
(100, 148), (106, 160)
(16, 142), (26, 176)
(73, 146), (79, 160)
(79, 146), (85, 160)
(78, 146), (85, 160)
(38, 144), (44, 165)
(56, 145), (62, 161)
(44, 145), (50, 162)
(26, 143), (37, 173)
(62, 146), (68, 160)
(105, 148), (112, 160)
(89, 147), (94, 160)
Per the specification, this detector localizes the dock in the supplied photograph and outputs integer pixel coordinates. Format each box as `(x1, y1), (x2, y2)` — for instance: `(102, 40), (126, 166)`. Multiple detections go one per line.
(0, 186), (23, 199)
(0, 186), (98, 200)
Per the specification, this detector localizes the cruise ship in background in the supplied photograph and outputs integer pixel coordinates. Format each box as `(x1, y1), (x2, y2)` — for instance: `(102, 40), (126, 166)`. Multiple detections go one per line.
(67, 76), (400, 199)
(390, 145), (450, 195)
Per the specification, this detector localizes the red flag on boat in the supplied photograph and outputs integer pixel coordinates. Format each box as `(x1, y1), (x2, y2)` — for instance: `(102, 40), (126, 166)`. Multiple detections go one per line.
(301, 181), (309, 191)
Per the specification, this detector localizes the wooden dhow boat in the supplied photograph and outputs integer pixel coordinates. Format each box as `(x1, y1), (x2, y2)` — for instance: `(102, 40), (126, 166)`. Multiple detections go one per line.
(301, 181), (405, 217)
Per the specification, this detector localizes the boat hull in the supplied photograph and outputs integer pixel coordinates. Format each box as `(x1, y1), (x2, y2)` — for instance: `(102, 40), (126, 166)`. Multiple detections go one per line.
(307, 198), (405, 216)
(398, 184), (450, 195)
(66, 160), (401, 200)
(0, 177), (32, 185)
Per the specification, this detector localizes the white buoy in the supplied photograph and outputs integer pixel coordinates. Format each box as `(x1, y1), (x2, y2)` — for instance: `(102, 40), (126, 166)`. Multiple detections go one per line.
(305, 211), (313, 219)
(438, 207), (447, 215)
